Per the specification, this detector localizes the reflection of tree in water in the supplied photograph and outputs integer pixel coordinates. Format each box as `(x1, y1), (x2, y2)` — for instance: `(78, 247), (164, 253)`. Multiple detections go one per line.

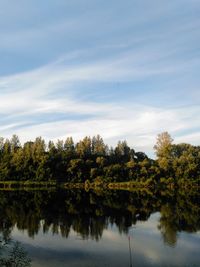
(158, 204), (178, 246)
(158, 189), (200, 246)
(0, 188), (199, 246)
(0, 230), (31, 267)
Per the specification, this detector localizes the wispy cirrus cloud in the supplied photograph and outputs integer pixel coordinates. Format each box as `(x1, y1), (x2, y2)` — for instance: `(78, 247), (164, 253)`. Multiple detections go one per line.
(0, 0), (200, 155)
(0, 53), (200, 156)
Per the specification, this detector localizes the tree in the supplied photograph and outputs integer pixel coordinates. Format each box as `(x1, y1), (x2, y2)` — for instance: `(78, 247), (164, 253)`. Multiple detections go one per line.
(56, 139), (64, 152)
(154, 132), (173, 171)
(76, 137), (92, 157)
(154, 132), (173, 158)
(0, 137), (4, 154)
(48, 140), (56, 153)
(91, 135), (106, 156)
(114, 141), (130, 163)
(64, 137), (75, 155)
(10, 134), (21, 153)
(32, 137), (46, 162)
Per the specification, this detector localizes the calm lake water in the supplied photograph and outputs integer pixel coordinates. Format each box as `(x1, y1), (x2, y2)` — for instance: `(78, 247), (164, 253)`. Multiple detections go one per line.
(0, 189), (199, 267)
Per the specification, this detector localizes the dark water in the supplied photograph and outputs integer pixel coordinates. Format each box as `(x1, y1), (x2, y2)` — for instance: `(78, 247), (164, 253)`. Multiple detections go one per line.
(0, 189), (199, 267)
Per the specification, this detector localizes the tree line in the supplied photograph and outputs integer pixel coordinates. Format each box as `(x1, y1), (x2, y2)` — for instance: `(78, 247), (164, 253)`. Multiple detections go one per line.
(0, 132), (199, 185)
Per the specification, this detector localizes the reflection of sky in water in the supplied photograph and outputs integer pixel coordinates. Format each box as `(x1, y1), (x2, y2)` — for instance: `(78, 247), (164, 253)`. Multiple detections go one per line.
(11, 213), (200, 267)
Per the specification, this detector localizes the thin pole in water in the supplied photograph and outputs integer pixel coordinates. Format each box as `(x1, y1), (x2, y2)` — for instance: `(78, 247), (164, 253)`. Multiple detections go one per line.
(128, 235), (133, 267)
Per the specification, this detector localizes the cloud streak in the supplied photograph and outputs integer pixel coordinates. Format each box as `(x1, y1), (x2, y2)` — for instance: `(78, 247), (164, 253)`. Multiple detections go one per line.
(0, 54), (200, 156)
(0, 0), (200, 156)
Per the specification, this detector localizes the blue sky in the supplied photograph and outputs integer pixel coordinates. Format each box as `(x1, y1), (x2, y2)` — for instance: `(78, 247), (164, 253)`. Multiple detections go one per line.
(0, 0), (200, 156)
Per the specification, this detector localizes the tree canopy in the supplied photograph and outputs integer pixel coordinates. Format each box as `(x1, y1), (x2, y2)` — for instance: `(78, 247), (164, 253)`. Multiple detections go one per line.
(0, 133), (199, 186)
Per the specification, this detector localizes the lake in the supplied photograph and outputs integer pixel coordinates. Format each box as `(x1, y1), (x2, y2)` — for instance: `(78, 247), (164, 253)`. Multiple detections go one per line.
(0, 189), (199, 267)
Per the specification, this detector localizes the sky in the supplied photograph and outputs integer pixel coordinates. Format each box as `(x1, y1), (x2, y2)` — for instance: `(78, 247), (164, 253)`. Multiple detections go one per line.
(0, 0), (200, 156)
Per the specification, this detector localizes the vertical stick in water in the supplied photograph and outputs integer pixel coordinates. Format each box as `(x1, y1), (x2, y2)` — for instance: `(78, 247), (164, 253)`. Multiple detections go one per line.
(128, 236), (133, 267)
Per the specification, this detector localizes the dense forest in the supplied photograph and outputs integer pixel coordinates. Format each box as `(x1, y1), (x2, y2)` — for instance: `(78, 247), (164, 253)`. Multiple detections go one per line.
(0, 132), (199, 186)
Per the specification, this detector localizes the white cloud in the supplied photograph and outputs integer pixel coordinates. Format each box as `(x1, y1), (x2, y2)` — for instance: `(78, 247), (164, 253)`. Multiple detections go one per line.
(0, 54), (200, 156)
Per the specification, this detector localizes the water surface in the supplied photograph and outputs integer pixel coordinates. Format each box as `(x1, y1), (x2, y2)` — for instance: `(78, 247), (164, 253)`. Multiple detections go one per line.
(0, 189), (199, 267)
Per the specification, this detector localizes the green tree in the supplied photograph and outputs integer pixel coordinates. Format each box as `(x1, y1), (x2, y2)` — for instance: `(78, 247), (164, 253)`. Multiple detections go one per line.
(76, 137), (92, 158)
(154, 132), (173, 171)
(64, 137), (75, 155)
(92, 135), (106, 156)
(10, 135), (21, 153)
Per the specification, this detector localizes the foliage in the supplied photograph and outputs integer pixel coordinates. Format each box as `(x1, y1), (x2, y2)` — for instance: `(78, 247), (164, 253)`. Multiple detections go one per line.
(0, 236), (31, 267)
(0, 133), (199, 185)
